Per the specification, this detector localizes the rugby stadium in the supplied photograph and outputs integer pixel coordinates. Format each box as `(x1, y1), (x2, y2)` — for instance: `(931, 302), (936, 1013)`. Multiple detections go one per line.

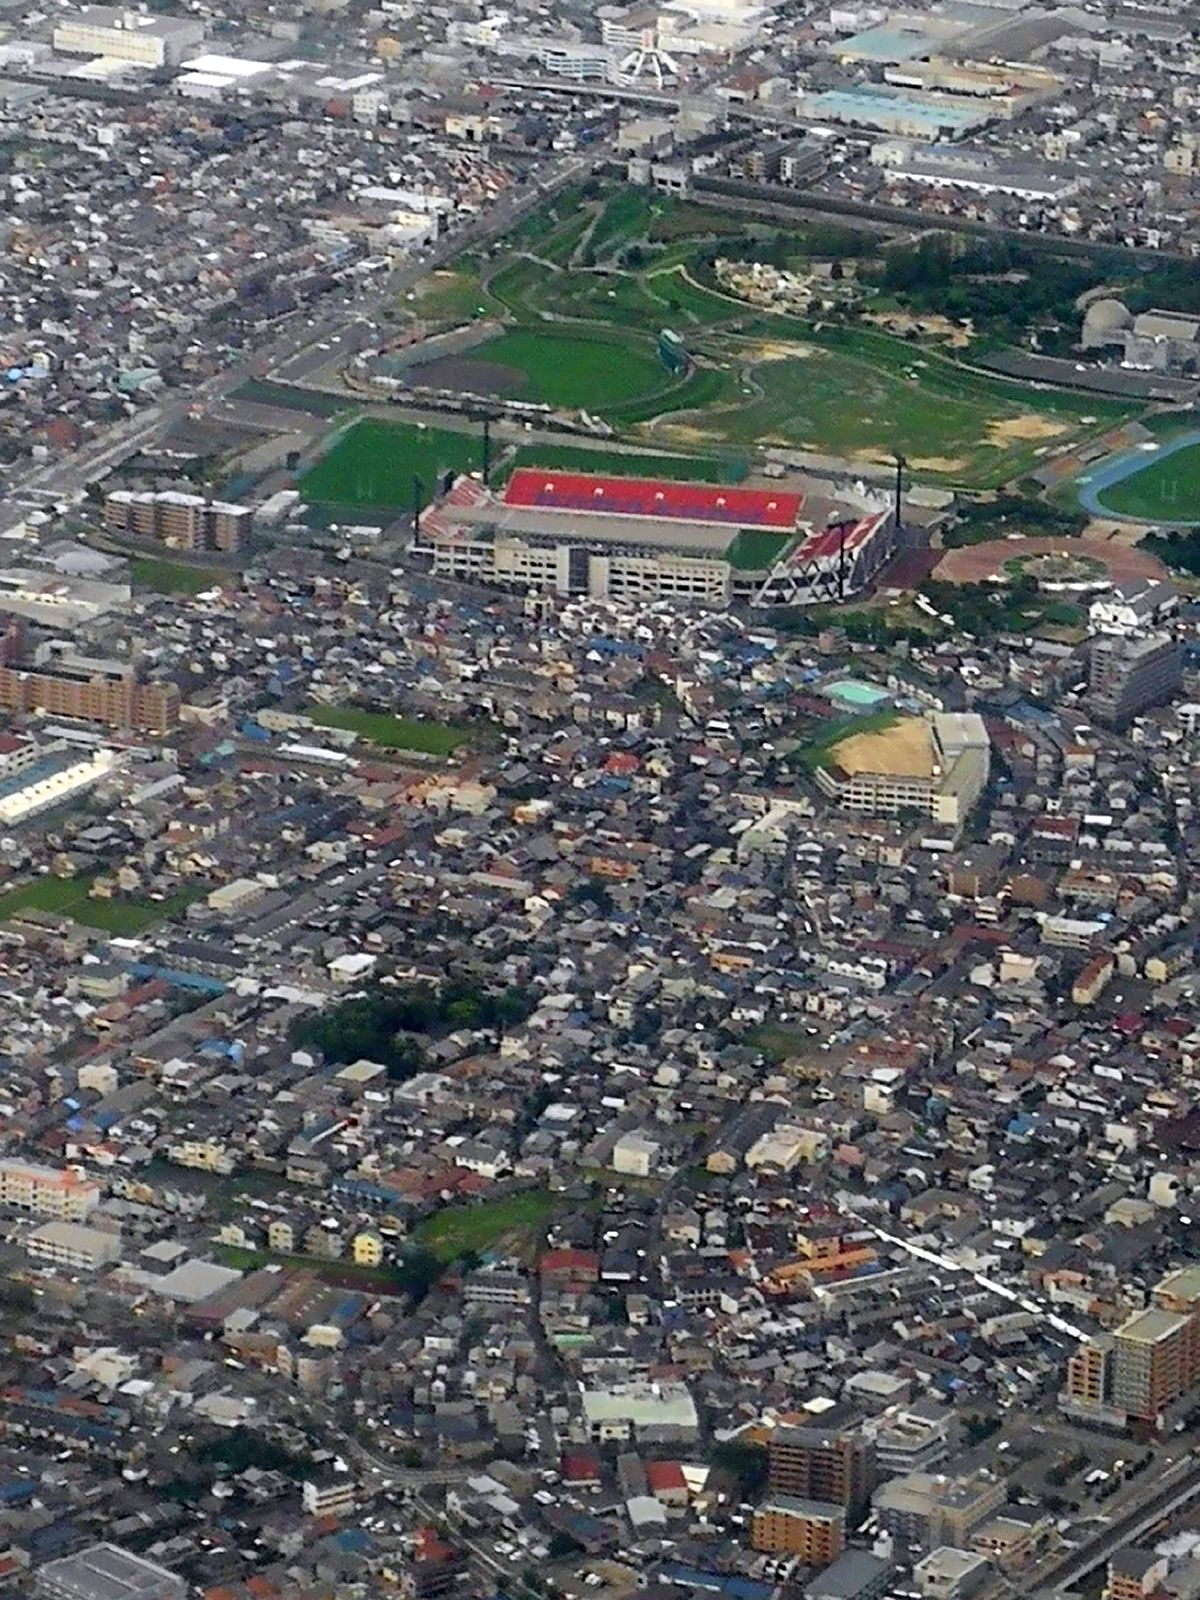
(421, 467), (896, 607)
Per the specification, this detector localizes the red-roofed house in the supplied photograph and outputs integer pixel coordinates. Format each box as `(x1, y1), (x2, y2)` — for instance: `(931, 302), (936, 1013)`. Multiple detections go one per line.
(645, 1460), (689, 1508)
(561, 1448), (603, 1487)
(541, 1248), (600, 1291)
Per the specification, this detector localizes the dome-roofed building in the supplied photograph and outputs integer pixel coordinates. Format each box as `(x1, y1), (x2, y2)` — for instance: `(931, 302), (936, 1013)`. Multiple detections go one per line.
(1081, 296), (1132, 350)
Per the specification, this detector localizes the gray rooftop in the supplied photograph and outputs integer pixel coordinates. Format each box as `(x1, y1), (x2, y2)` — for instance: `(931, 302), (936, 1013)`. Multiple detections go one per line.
(34, 1542), (185, 1600)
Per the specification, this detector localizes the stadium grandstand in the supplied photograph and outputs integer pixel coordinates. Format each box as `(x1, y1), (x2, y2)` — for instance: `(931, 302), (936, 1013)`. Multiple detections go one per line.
(752, 510), (895, 607)
(503, 470), (803, 530)
(422, 467), (895, 607)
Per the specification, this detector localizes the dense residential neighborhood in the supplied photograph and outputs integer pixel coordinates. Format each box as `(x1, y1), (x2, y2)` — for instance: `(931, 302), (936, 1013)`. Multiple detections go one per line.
(0, 0), (1199, 1594)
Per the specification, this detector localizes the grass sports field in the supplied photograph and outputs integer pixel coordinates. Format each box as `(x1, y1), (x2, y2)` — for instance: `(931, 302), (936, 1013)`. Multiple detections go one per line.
(0, 874), (200, 934)
(307, 703), (473, 756)
(299, 418), (485, 513)
(392, 184), (1139, 489)
(506, 441), (747, 483)
(131, 557), (224, 595)
(1092, 439), (1200, 522)
(792, 710), (901, 772)
(465, 327), (672, 409)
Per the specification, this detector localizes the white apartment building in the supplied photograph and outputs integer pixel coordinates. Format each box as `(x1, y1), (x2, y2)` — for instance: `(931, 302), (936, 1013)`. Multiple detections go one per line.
(302, 1476), (357, 1518)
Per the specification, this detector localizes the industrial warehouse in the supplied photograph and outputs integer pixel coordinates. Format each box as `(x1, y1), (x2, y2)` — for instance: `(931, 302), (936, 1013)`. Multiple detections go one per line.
(422, 467), (897, 605)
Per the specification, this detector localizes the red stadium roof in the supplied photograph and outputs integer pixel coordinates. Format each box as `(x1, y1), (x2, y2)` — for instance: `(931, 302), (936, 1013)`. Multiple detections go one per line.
(503, 469), (802, 530)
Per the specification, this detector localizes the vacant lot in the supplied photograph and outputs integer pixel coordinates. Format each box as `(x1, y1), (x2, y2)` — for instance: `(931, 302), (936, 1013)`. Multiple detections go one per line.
(413, 1189), (559, 1262)
(748, 1024), (818, 1064)
(131, 557), (224, 595)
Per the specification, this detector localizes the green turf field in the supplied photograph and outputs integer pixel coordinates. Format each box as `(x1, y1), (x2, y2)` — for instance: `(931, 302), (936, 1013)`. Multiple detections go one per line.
(0, 874), (201, 934)
(1095, 441), (1200, 521)
(131, 557), (224, 595)
(508, 442), (747, 483)
(307, 703), (472, 756)
(299, 419), (485, 512)
(469, 327), (675, 409)
(726, 529), (793, 570)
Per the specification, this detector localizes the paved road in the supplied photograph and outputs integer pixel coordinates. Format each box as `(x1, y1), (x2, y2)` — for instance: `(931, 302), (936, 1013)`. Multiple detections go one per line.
(1018, 1457), (1200, 1597)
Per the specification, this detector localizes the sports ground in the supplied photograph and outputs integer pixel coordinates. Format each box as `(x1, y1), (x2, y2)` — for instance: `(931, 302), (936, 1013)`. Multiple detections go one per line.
(298, 416), (746, 517)
(298, 418), (485, 514)
(387, 184), (1140, 491)
(411, 327), (679, 410)
(1077, 431), (1200, 524)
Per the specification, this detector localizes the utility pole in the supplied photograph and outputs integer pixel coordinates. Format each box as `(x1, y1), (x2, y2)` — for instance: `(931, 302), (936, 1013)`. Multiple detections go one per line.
(482, 414), (491, 488)
(838, 521), (847, 601)
(894, 453), (906, 534)
(412, 474), (424, 539)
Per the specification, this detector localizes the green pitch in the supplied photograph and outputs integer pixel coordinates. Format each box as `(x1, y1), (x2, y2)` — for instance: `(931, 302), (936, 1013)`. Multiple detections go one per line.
(299, 419), (483, 512)
(1096, 441), (1200, 522)
(468, 327), (678, 410)
(507, 442), (747, 484)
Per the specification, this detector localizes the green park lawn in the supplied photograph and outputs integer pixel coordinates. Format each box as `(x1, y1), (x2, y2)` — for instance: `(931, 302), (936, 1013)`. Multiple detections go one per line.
(473, 188), (1136, 485)
(0, 875), (201, 934)
(412, 1189), (559, 1262)
(306, 703), (473, 757)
